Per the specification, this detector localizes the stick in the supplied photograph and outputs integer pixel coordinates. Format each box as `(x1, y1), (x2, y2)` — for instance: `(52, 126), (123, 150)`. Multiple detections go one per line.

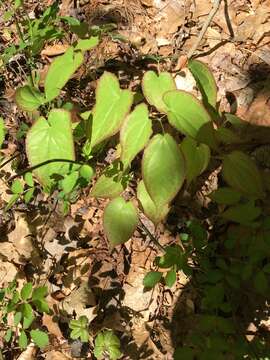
(187, 0), (222, 59)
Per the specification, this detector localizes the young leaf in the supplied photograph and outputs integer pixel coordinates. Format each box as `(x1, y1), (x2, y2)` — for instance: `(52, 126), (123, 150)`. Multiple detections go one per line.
(180, 137), (210, 185)
(4, 329), (13, 342)
(14, 311), (22, 326)
(90, 72), (133, 148)
(0, 117), (6, 148)
(74, 37), (99, 51)
(103, 197), (138, 247)
(222, 151), (265, 199)
(60, 171), (79, 194)
(32, 286), (48, 301)
(19, 330), (28, 349)
(15, 85), (45, 112)
(30, 330), (49, 348)
(142, 71), (176, 113)
(143, 271), (162, 288)
(188, 59), (217, 108)
(23, 314), (34, 329)
(11, 180), (24, 194)
(20, 303), (33, 319)
(20, 282), (33, 301)
(24, 172), (34, 187)
(24, 188), (35, 204)
(94, 331), (122, 360)
(209, 187), (241, 205)
(163, 90), (212, 139)
(137, 180), (169, 226)
(26, 109), (75, 188)
(120, 104), (152, 169)
(142, 133), (185, 208)
(165, 270), (177, 288)
(44, 47), (84, 101)
(79, 165), (94, 182)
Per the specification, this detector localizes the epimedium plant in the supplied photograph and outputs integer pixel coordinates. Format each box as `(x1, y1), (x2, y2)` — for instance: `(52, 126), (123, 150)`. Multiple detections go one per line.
(10, 34), (270, 358)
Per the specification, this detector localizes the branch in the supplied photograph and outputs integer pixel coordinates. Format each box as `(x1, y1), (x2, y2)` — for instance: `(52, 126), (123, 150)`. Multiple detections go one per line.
(187, 0), (222, 59)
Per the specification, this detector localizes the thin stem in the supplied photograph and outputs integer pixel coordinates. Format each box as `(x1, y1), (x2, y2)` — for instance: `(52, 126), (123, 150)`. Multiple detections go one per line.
(9, 158), (85, 182)
(138, 220), (165, 253)
(0, 153), (20, 170)
(187, 0), (222, 59)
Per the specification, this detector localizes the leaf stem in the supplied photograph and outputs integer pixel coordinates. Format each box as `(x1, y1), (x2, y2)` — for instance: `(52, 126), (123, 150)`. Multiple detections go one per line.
(138, 220), (165, 253)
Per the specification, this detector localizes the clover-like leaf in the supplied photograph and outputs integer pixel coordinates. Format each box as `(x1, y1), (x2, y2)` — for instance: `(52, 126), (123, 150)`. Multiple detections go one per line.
(26, 109), (75, 189)
(90, 72), (133, 148)
(94, 330), (122, 360)
(44, 47), (84, 102)
(222, 151), (265, 199)
(188, 59), (217, 108)
(103, 197), (138, 247)
(120, 103), (152, 170)
(142, 133), (185, 208)
(15, 85), (45, 112)
(137, 180), (169, 226)
(142, 71), (176, 113)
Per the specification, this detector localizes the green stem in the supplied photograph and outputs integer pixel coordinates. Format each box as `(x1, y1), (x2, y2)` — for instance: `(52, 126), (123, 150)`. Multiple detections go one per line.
(138, 220), (165, 253)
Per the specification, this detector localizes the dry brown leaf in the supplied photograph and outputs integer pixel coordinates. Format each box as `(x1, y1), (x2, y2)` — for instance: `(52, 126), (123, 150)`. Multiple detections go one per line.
(41, 44), (69, 57)
(43, 313), (63, 338)
(45, 351), (71, 360)
(141, 0), (153, 6)
(17, 344), (36, 360)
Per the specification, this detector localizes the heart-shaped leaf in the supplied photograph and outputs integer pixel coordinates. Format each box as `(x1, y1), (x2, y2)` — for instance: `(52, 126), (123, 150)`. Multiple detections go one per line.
(137, 180), (169, 226)
(188, 59), (217, 108)
(222, 151), (265, 199)
(90, 72), (133, 148)
(26, 109), (75, 189)
(142, 133), (185, 208)
(103, 197), (138, 247)
(120, 103), (152, 169)
(15, 85), (45, 112)
(163, 90), (212, 140)
(44, 47), (84, 102)
(142, 71), (176, 113)
(180, 137), (210, 185)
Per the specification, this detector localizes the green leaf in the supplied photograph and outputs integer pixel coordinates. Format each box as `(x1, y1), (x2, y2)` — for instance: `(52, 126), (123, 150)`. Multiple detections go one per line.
(90, 163), (126, 199)
(209, 187), (241, 205)
(5, 194), (19, 211)
(216, 127), (242, 144)
(103, 196), (139, 247)
(11, 180), (24, 194)
(94, 331), (121, 360)
(32, 286), (48, 301)
(33, 299), (50, 314)
(14, 0), (23, 9)
(142, 133), (185, 208)
(23, 314), (34, 329)
(165, 270), (177, 288)
(143, 271), (162, 288)
(20, 282), (33, 301)
(222, 151), (265, 199)
(24, 172), (34, 187)
(142, 71), (176, 113)
(120, 103), (152, 169)
(157, 246), (183, 269)
(137, 180), (169, 226)
(0, 117), (6, 148)
(79, 165), (94, 182)
(4, 329), (13, 342)
(222, 202), (261, 225)
(30, 330), (49, 348)
(69, 316), (89, 342)
(188, 59), (217, 108)
(60, 171), (79, 194)
(15, 85), (45, 112)
(14, 311), (22, 326)
(44, 47), (84, 102)
(24, 188), (35, 204)
(163, 90), (213, 141)
(180, 137), (210, 185)
(20, 303), (33, 319)
(90, 72), (133, 148)
(26, 109), (75, 189)
(19, 330), (28, 349)
(74, 37), (99, 51)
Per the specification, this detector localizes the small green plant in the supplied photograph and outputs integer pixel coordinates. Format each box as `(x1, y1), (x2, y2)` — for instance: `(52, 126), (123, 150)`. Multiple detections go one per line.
(94, 330), (122, 360)
(0, 281), (50, 350)
(69, 315), (89, 343)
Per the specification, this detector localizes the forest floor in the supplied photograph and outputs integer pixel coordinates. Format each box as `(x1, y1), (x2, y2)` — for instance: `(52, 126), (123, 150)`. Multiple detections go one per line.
(0, 0), (270, 359)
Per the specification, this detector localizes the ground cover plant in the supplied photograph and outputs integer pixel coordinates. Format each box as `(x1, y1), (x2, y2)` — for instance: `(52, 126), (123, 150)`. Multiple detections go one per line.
(1, 0), (270, 359)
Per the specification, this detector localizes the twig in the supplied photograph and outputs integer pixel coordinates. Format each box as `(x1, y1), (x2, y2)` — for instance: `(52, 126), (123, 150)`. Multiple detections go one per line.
(187, 0), (222, 59)
(138, 220), (165, 253)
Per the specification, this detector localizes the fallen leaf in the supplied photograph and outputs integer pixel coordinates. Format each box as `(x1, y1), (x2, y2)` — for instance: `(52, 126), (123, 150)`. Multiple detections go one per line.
(17, 344), (36, 360)
(45, 351), (71, 360)
(41, 44), (69, 57)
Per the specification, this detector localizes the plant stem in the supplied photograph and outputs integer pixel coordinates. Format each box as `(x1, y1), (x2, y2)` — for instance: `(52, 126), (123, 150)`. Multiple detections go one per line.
(0, 153), (20, 170)
(138, 220), (165, 253)
(9, 158), (85, 181)
(187, 0), (222, 59)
